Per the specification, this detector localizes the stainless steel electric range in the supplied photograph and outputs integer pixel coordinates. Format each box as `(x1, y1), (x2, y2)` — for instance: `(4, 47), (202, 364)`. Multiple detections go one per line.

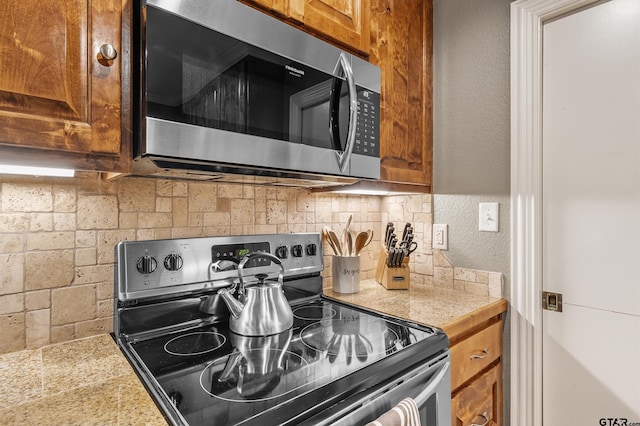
(114, 233), (451, 426)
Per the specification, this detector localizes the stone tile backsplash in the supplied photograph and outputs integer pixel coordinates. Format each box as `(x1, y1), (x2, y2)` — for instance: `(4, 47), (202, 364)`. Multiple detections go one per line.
(0, 172), (502, 355)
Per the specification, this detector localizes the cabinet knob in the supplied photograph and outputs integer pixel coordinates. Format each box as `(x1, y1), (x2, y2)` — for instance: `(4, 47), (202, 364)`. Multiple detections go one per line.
(98, 43), (118, 63)
(471, 411), (489, 426)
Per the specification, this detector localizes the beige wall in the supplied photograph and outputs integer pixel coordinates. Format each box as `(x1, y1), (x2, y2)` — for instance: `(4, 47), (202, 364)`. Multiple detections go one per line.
(0, 173), (500, 355)
(432, 0), (511, 280)
(432, 2), (512, 422)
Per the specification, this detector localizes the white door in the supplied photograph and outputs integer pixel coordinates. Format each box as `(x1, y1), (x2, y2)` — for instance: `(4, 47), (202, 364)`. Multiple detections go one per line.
(542, 0), (640, 424)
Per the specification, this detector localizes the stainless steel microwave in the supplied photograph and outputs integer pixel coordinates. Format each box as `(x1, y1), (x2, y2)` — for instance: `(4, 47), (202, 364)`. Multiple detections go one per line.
(133, 0), (381, 185)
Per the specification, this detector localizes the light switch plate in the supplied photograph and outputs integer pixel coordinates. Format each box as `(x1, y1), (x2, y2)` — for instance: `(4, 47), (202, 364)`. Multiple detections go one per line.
(432, 224), (448, 250)
(479, 202), (499, 232)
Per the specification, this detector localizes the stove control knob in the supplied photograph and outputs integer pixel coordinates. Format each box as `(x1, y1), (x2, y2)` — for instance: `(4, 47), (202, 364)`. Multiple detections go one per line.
(136, 256), (157, 274)
(291, 244), (303, 258)
(306, 243), (318, 256)
(164, 254), (183, 271)
(275, 245), (289, 259)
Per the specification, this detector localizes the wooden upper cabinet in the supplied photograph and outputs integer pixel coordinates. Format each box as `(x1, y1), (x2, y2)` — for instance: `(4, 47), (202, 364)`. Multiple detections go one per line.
(243, 0), (370, 56)
(370, 0), (433, 187)
(0, 0), (130, 172)
(244, 0), (289, 15)
(288, 0), (370, 55)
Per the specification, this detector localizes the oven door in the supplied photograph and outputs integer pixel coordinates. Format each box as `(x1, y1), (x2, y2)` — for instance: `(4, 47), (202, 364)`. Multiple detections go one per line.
(300, 352), (451, 426)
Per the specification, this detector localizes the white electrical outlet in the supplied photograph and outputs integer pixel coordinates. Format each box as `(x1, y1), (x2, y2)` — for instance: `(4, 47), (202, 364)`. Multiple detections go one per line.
(479, 202), (499, 232)
(432, 224), (448, 250)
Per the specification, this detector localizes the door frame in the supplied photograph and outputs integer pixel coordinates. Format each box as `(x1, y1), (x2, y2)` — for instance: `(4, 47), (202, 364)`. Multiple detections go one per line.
(510, 1), (600, 425)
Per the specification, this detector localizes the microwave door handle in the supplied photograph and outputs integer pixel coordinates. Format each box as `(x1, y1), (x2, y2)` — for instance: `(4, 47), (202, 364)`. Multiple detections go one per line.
(332, 52), (358, 173)
(329, 77), (344, 151)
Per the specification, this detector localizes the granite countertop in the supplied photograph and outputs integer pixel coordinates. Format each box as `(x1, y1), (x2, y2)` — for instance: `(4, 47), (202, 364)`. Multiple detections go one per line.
(324, 279), (508, 342)
(0, 281), (507, 425)
(0, 334), (165, 425)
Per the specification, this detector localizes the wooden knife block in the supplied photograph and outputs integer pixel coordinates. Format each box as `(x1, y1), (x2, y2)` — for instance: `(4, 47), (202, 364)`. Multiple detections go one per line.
(375, 245), (410, 290)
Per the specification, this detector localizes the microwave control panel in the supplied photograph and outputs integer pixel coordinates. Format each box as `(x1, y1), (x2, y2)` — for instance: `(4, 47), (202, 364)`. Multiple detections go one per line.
(353, 90), (380, 158)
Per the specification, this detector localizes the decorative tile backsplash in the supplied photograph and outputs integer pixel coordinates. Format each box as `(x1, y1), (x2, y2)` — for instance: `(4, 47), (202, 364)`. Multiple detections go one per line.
(0, 172), (502, 355)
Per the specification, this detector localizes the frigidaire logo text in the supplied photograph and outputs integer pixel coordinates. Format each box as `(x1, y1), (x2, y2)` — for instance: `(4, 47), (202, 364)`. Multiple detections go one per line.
(285, 65), (305, 76)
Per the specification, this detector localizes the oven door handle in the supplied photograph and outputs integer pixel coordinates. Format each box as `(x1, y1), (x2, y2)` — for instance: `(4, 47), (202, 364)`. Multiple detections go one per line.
(414, 360), (450, 407)
(329, 52), (358, 173)
(311, 355), (451, 426)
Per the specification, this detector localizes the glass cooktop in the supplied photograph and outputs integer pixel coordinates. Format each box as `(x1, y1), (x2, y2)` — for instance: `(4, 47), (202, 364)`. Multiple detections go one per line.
(127, 298), (443, 426)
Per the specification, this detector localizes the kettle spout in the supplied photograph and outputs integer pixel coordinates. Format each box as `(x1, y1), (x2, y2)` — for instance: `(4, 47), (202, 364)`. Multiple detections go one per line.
(218, 287), (244, 318)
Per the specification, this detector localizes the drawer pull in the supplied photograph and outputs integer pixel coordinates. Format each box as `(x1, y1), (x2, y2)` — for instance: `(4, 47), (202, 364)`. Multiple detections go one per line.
(471, 411), (489, 426)
(470, 348), (489, 360)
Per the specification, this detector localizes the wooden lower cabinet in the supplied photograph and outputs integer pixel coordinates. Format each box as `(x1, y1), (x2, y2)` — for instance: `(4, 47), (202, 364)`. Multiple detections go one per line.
(451, 362), (502, 426)
(445, 301), (506, 426)
(450, 321), (502, 391)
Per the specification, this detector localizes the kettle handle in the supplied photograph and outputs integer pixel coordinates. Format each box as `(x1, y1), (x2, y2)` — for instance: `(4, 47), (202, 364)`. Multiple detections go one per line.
(237, 252), (284, 287)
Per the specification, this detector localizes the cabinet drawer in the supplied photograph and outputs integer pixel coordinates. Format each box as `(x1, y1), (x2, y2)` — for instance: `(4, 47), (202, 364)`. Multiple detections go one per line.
(451, 362), (502, 426)
(450, 320), (502, 391)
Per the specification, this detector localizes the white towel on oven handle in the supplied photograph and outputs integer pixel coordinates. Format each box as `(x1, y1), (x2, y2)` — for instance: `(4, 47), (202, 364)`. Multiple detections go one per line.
(365, 397), (421, 426)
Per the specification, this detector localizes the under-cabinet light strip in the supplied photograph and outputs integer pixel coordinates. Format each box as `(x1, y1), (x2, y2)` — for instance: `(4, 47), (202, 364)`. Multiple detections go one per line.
(0, 164), (75, 177)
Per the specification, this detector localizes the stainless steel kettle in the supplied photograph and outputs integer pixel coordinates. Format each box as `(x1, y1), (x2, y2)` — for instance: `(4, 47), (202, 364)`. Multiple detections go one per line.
(217, 329), (293, 398)
(217, 252), (293, 336)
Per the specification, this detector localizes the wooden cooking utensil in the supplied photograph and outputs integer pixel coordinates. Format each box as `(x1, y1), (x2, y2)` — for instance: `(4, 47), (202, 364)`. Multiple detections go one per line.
(354, 229), (373, 255)
(323, 226), (343, 256)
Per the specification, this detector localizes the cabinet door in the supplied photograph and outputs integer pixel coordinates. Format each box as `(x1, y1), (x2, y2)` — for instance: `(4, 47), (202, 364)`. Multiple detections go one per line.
(450, 320), (502, 391)
(451, 362), (502, 426)
(289, 0), (370, 55)
(0, 0), (129, 172)
(242, 0), (288, 15)
(370, 0), (433, 187)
